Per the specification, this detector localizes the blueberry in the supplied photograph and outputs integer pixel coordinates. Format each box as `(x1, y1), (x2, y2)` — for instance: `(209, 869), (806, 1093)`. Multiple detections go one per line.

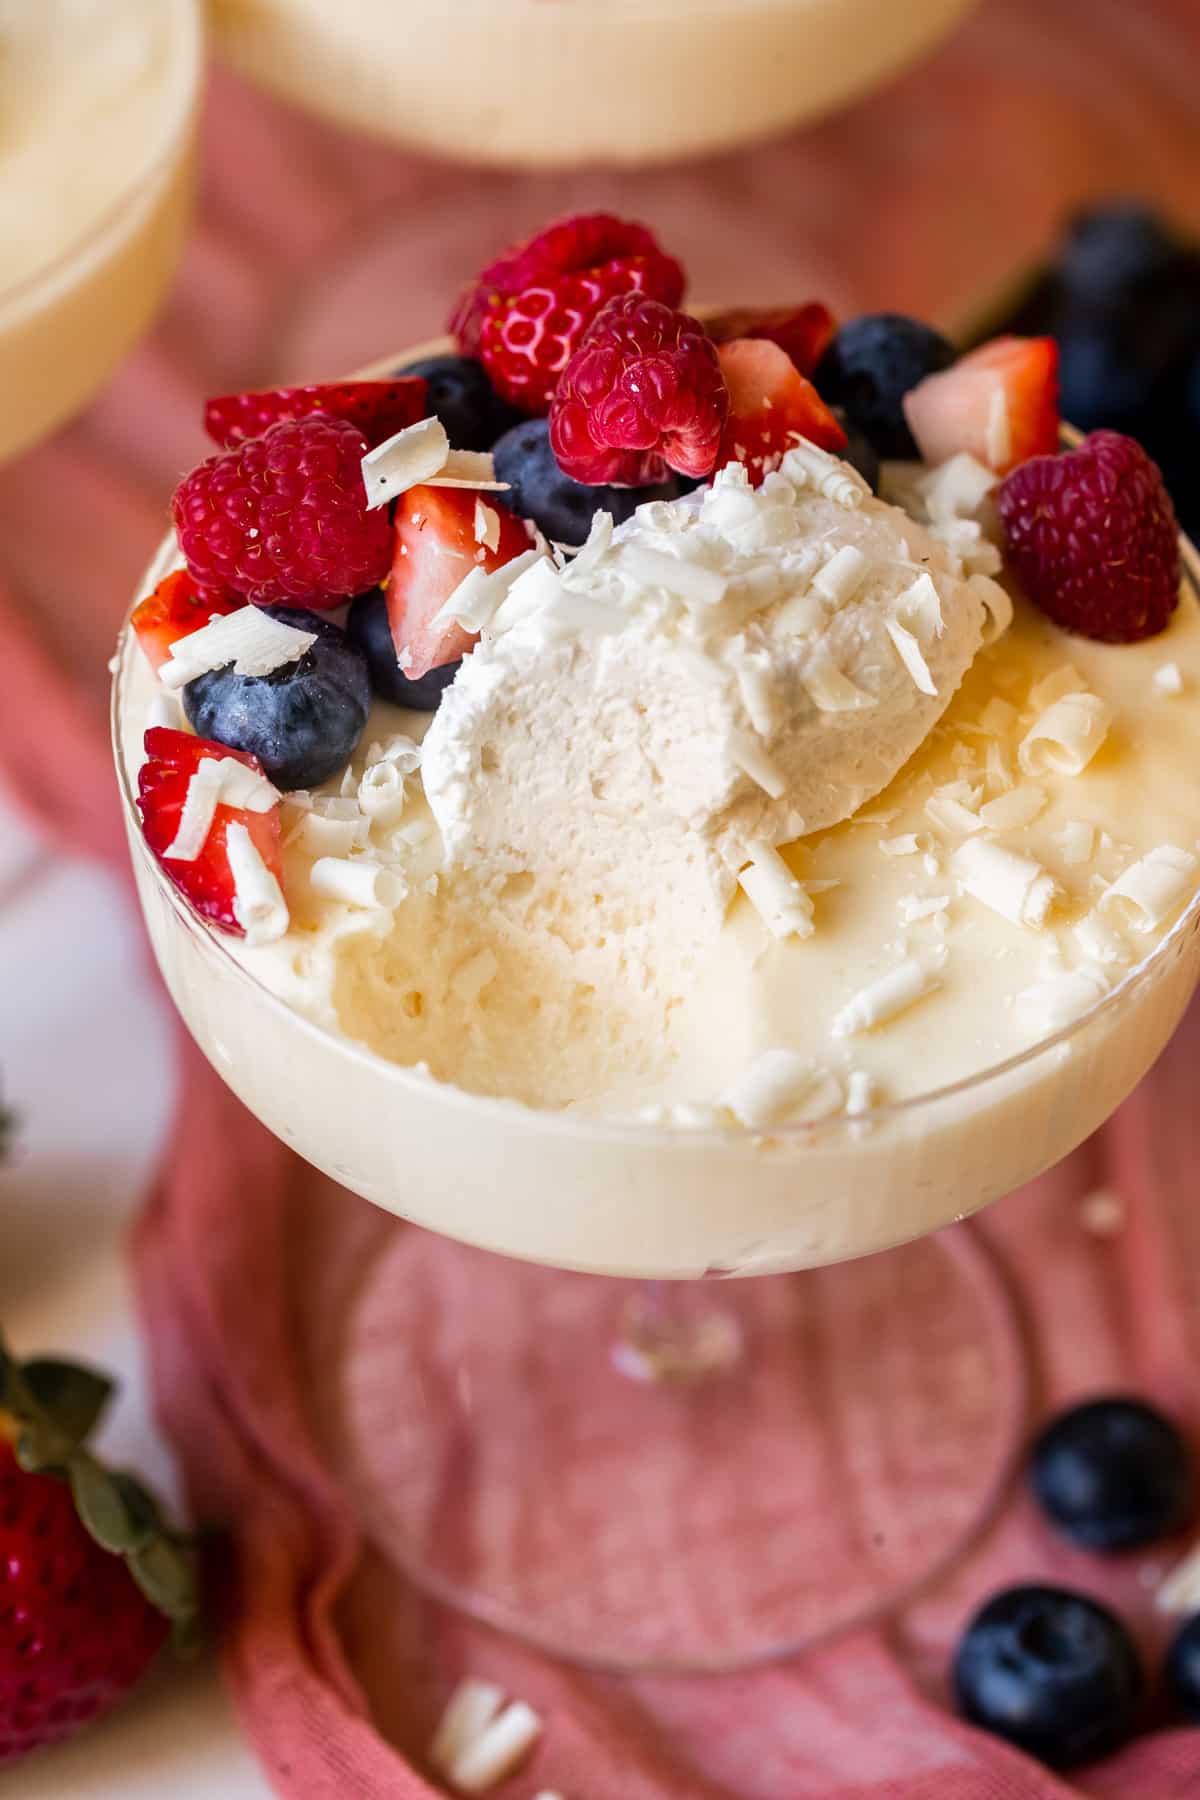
(183, 607), (370, 791)
(1059, 203), (1182, 308)
(1166, 1614), (1200, 1722)
(954, 1585), (1143, 1768)
(395, 354), (523, 451)
(813, 314), (956, 460)
(830, 406), (880, 493)
(347, 588), (459, 711)
(492, 417), (686, 547)
(1031, 1397), (1194, 1552)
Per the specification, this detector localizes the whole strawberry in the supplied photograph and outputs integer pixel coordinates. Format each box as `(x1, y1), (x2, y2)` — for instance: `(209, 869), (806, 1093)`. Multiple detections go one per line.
(997, 430), (1181, 643)
(451, 212), (685, 414)
(172, 413), (392, 609)
(0, 1334), (198, 1763)
(549, 294), (728, 487)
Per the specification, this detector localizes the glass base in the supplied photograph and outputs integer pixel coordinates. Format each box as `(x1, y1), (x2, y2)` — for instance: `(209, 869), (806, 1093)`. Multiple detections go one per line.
(331, 1225), (1026, 1674)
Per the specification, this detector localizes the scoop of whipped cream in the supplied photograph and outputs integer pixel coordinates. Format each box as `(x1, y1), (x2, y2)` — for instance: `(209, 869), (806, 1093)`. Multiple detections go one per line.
(420, 447), (1010, 933)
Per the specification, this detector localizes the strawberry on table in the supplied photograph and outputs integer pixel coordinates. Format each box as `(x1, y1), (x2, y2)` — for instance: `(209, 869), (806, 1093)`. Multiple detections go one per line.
(716, 338), (847, 484)
(705, 302), (837, 376)
(903, 335), (1060, 475)
(137, 728), (285, 938)
(203, 377), (429, 448)
(388, 486), (532, 680)
(130, 569), (244, 674)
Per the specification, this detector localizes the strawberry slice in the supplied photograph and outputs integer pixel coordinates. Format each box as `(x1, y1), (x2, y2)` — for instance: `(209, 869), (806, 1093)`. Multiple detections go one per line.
(705, 303), (836, 376)
(204, 377), (429, 449)
(715, 338), (847, 484)
(130, 570), (244, 673)
(902, 336), (1060, 475)
(137, 728), (283, 936)
(387, 486), (532, 679)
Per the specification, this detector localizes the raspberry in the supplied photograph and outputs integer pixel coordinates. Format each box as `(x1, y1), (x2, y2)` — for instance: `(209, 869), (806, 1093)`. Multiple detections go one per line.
(450, 212), (685, 414)
(997, 431), (1181, 643)
(172, 414), (392, 609)
(549, 295), (728, 487)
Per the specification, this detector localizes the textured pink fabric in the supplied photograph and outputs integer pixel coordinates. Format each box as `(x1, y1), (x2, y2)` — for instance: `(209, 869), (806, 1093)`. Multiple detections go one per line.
(3, 1), (1200, 1791)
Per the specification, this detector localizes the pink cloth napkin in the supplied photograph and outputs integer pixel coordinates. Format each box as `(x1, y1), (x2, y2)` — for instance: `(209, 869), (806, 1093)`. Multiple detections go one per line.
(4, 2), (1200, 1790)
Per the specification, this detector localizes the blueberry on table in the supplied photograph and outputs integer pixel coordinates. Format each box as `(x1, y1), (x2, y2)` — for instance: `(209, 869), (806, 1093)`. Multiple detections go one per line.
(183, 607), (370, 791)
(1166, 1614), (1200, 1722)
(394, 354), (523, 451)
(812, 314), (956, 460)
(954, 1585), (1143, 1769)
(347, 588), (459, 712)
(1031, 1397), (1194, 1552)
(492, 417), (685, 547)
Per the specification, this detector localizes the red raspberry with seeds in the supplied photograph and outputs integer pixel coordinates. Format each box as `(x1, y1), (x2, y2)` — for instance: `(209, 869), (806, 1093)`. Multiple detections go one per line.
(997, 430), (1181, 643)
(549, 294), (728, 487)
(451, 212), (685, 414)
(172, 413), (392, 609)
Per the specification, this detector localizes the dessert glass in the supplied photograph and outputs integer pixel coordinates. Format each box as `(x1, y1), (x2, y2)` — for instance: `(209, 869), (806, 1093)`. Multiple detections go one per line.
(0, 0), (202, 463)
(209, 0), (978, 167)
(113, 451), (1200, 1671)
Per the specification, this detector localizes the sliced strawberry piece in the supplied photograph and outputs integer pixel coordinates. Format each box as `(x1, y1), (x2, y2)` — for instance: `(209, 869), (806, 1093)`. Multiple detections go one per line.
(130, 570), (244, 674)
(137, 728), (283, 936)
(387, 486), (531, 679)
(705, 303), (836, 376)
(203, 378), (429, 448)
(715, 339), (847, 484)
(902, 336), (1060, 475)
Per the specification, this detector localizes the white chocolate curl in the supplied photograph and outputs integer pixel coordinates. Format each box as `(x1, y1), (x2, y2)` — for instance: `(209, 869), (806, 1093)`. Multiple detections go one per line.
(1015, 966), (1108, 1034)
(163, 756), (279, 862)
(1098, 845), (1197, 934)
(224, 822), (289, 945)
(832, 957), (942, 1037)
(737, 844), (816, 940)
(1019, 692), (1111, 777)
(952, 838), (1060, 929)
(310, 857), (405, 910)
(361, 415), (449, 509)
(429, 1681), (504, 1771)
(722, 1051), (842, 1129)
(449, 1702), (542, 1795)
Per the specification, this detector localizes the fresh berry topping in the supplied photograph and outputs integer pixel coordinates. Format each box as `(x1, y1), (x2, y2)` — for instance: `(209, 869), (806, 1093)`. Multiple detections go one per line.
(715, 338), (846, 484)
(137, 728), (283, 935)
(203, 378), (429, 449)
(173, 414), (392, 609)
(348, 588), (460, 711)
(388, 485), (531, 679)
(954, 1585), (1143, 1769)
(394, 354), (522, 451)
(451, 213), (685, 413)
(130, 570), (243, 674)
(549, 295), (727, 487)
(182, 608), (371, 791)
(830, 406), (880, 493)
(1166, 1615), (1200, 1722)
(903, 335), (1060, 475)
(1060, 203), (1183, 308)
(705, 302), (836, 376)
(1030, 1397), (1194, 1551)
(997, 431), (1181, 643)
(492, 417), (685, 546)
(814, 313), (956, 459)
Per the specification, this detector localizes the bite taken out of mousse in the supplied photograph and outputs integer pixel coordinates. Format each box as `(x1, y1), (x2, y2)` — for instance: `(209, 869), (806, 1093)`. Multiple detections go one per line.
(116, 211), (1200, 1134)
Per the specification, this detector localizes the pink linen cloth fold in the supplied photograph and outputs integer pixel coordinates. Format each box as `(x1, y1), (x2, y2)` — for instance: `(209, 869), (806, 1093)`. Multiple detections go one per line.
(3, 1), (1200, 1790)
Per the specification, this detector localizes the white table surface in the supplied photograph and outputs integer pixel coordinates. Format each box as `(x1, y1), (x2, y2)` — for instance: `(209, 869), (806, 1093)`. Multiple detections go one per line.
(0, 796), (273, 1798)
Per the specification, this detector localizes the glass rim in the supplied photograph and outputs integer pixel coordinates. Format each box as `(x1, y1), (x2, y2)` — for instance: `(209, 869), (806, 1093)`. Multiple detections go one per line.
(0, 0), (203, 323)
(111, 452), (1200, 1151)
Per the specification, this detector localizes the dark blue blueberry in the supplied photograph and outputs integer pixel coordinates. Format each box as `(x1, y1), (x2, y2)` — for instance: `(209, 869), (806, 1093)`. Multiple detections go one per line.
(830, 407), (880, 493)
(1059, 203), (1182, 309)
(813, 314), (956, 460)
(183, 607), (370, 791)
(492, 417), (686, 547)
(347, 588), (459, 712)
(395, 354), (523, 451)
(954, 1585), (1143, 1769)
(1166, 1614), (1200, 1722)
(1031, 1397), (1194, 1552)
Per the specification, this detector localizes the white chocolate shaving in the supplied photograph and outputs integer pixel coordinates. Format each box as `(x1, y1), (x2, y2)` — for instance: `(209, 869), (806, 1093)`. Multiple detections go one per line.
(1154, 661), (1184, 696)
(812, 544), (868, 608)
(978, 786), (1047, 831)
(620, 545), (727, 608)
(449, 1702), (542, 1795)
(289, 811), (367, 859)
(730, 732), (786, 798)
(968, 572), (1013, 644)
(361, 415), (450, 509)
(145, 690), (185, 732)
(310, 857), (405, 910)
(898, 893), (950, 924)
(800, 641), (875, 712)
(952, 838), (1060, 929)
(434, 549), (546, 634)
(1029, 664), (1087, 711)
(1074, 910), (1132, 967)
(780, 440), (867, 507)
(1098, 845), (1197, 934)
(925, 786), (983, 837)
(880, 833), (924, 856)
(1016, 966), (1108, 1034)
(1156, 1543), (1200, 1616)
(357, 759), (408, 823)
(895, 571), (944, 640)
(1056, 820), (1096, 867)
(224, 821), (289, 945)
(885, 618), (937, 696)
(425, 449), (509, 490)
(163, 756), (279, 862)
(737, 843), (816, 940)
(733, 656), (776, 736)
(832, 956), (942, 1037)
(919, 452), (997, 521)
(1019, 693), (1111, 777)
(845, 1069), (876, 1115)
(473, 500), (501, 552)
(722, 1051), (841, 1129)
(160, 608), (316, 690)
(430, 1682), (504, 1772)
(985, 739), (1014, 793)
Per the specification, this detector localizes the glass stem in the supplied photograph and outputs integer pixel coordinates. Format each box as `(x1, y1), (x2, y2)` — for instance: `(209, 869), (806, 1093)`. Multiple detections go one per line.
(611, 1279), (744, 1384)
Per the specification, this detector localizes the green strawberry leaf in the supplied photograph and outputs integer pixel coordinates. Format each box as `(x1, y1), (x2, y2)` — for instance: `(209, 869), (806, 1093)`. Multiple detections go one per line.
(129, 1535), (200, 1626)
(68, 1452), (145, 1553)
(21, 1359), (113, 1445)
